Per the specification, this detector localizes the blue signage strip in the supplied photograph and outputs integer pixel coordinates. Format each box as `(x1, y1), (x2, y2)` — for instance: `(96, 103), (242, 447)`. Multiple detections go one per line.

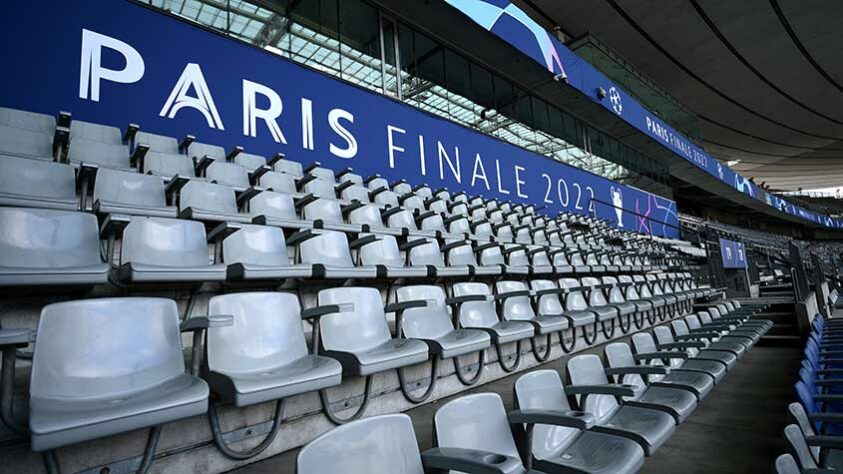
(445, 0), (843, 230)
(719, 238), (747, 269)
(0, 0), (680, 237)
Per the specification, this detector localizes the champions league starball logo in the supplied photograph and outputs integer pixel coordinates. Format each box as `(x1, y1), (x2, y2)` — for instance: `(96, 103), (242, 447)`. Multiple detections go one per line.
(611, 186), (624, 227)
(609, 87), (623, 116)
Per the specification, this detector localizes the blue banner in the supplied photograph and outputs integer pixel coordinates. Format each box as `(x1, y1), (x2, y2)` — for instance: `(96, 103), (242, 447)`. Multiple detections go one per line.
(0, 0), (680, 237)
(445, 0), (843, 230)
(719, 238), (747, 269)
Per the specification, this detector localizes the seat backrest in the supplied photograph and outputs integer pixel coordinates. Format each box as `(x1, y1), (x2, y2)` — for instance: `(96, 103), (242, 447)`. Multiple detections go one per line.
(393, 181), (412, 196)
(134, 131), (179, 154)
(0, 124), (54, 159)
(401, 195), (425, 212)
(340, 184), (370, 203)
(206, 161), (250, 189)
(373, 189), (399, 208)
(207, 292), (307, 373)
(94, 167), (167, 209)
(699, 311), (714, 325)
(249, 191), (298, 221)
(396, 285), (454, 340)
(618, 275), (641, 300)
(187, 141), (225, 160)
(31, 298), (185, 399)
(273, 159), (304, 178)
(788, 402), (819, 461)
(68, 139), (132, 170)
(297, 414), (423, 474)
(259, 171), (298, 194)
(386, 208), (417, 231)
(783, 424), (819, 469)
(605, 342), (645, 389)
(302, 177), (336, 200)
(478, 243), (504, 266)
(684, 315), (703, 331)
(358, 234), (402, 267)
(670, 320), (691, 337)
(71, 121), (122, 145)
(775, 454), (801, 474)
(514, 370), (579, 460)
(179, 180), (239, 215)
(143, 151), (196, 178)
(567, 354), (618, 422)
(560, 278), (588, 311)
(121, 217), (210, 268)
(445, 240), (477, 266)
(434, 393), (522, 465)
(496, 281), (535, 322)
(299, 230), (354, 268)
(0, 107), (55, 133)
(531, 280), (565, 315)
(0, 154), (76, 206)
(348, 204), (384, 229)
(234, 152), (266, 172)
(504, 245), (529, 266)
(407, 238), (445, 267)
(318, 287), (391, 353)
(301, 198), (343, 224)
(427, 199), (449, 216)
(452, 282), (499, 328)
(222, 225), (290, 267)
(582, 276), (609, 306)
(0, 208), (102, 269)
(309, 166), (335, 183)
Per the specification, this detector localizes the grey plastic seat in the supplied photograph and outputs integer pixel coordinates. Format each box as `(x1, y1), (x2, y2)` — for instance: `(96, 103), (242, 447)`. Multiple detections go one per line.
(686, 313), (758, 348)
(259, 171), (298, 195)
(233, 152), (267, 172)
(177, 180), (251, 223)
(300, 175), (337, 200)
(288, 229), (377, 279)
(652, 325), (737, 371)
(630, 332), (718, 396)
(566, 354), (675, 456)
(451, 282), (534, 372)
(515, 370), (646, 473)
(783, 424), (841, 471)
(356, 234), (427, 278)
(581, 277), (621, 338)
(134, 131), (180, 154)
(67, 139), (133, 170)
(187, 141), (226, 161)
(0, 155), (77, 210)
(393, 285), (491, 396)
(478, 243), (528, 275)
(445, 239), (500, 276)
(91, 167), (176, 217)
(297, 414), (425, 474)
(530, 279), (580, 353)
(0, 124), (56, 160)
(497, 280), (569, 362)
(338, 183), (370, 203)
(402, 237), (469, 278)
(0, 208), (109, 286)
(248, 191), (308, 230)
(0, 107), (57, 134)
(273, 158), (303, 178)
(604, 342), (697, 423)
(346, 202), (402, 236)
(70, 121), (123, 145)
(114, 217), (227, 283)
(141, 151), (197, 179)
(205, 161), (250, 190)
(220, 224), (312, 280)
(788, 402), (843, 470)
(206, 292), (342, 406)
(299, 196), (360, 233)
(307, 287), (428, 421)
(28, 298), (209, 451)
(558, 279), (600, 345)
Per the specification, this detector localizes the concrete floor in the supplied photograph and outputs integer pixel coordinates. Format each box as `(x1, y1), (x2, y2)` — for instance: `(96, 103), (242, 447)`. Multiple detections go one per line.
(231, 335), (801, 474)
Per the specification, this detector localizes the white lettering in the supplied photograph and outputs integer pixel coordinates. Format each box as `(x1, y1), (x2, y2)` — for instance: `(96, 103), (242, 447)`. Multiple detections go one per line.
(159, 63), (224, 130)
(79, 29), (145, 102)
(301, 98), (314, 150)
(437, 141), (461, 183)
(242, 79), (286, 144)
(387, 125), (405, 169)
(328, 108), (357, 159)
(471, 153), (490, 190)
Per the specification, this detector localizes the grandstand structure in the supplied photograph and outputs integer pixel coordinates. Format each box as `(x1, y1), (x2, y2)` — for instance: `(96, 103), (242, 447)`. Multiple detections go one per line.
(1, 1), (842, 473)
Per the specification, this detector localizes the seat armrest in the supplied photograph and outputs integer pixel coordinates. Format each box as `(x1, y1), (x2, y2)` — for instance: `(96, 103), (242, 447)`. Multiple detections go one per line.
(442, 240), (470, 252)
(57, 110), (72, 128)
(301, 304), (354, 320)
(399, 238), (428, 251)
(286, 228), (319, 247)
(266, 152), (285, 167)
(0, 329), (36, 350)
(658, 341), (706, 350)
(164, 175), (191, 196)
(178, 134), (196, 153)
(335, 180), (354, 193)
(605, 366), (670, 377)
(194, 154), (215, 174)
(369, 185), (388, 199)
(123, 123), (140, 142)
(303, 161), (322, 174)
(806, 435), (843, 450)
(100, 213), (132, 238)
(677, 332), (720, 340)
(295, 193), (318, 210)
(443, 215), (463, 226)
(181, 315), (234, 332)
(235, 186), (263, 206)
(382, 206), (404, 218)
(207, 221), (243, 243)
(446, 295), (492, 306)
(564, 383), (637, 397)
(250, 165), (272, 181)
(501, 245), (526, 256)
(507, 409), (596, 430)
(420, 447), (525, 474)
(384, 300), (429, 314)
(226, 146), (244, 161)
(348, 234), (380, 250)
(475, 242), (500, 252)
(130, 143), (150, 167)
(342, 200), (366, 216)
(634, 351), (689, 361)
(53, 126), (70, 160)
(415, 210), (437, 222)
(494, 290), (534, 301)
